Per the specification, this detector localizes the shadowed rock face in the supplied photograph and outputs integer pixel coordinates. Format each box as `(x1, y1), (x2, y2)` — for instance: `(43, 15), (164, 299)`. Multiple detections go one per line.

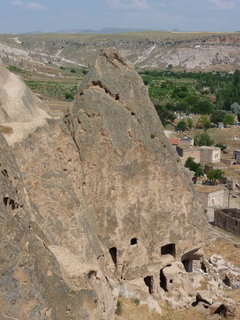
(0, 48), (207, 319)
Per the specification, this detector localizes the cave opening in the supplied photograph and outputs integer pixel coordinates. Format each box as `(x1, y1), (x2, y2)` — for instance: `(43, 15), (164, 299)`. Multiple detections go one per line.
(161, 243), (176, 258)
(144, 276), (153, 294)
(109, 247), (117, 266)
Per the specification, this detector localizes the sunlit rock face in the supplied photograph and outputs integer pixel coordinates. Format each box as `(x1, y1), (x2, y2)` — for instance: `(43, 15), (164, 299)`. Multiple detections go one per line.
(0, 48), (206, 320)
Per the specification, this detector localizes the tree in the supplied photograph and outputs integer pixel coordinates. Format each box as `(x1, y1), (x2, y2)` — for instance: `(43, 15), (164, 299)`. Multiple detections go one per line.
(198, 115), (211, 129)
(187, 117), (194, 129)
(206, 169), (224, 184)
(185, 157), (204, 183)
(223, 114), (234, 125)
(65, 92), (74, 100)
(238, 113), (240, 122)
(210, 110), (226, 125)
(177, 120), (187, 131)
(194, 132), (214, 146)
(231, 102), (240, 114)
(215, 143), (227, 151)
(154, 105), (176, 126)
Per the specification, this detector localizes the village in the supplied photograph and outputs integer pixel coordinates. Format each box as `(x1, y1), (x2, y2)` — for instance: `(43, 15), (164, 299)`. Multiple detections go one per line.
(167, 122), (240, 238)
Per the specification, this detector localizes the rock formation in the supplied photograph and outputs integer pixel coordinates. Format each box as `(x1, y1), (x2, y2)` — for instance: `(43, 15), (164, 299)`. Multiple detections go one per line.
(0, 48), (209, 319)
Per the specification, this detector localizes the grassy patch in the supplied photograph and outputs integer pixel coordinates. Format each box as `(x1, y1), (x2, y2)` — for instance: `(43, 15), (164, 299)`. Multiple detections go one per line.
(25, 80), (78, 100)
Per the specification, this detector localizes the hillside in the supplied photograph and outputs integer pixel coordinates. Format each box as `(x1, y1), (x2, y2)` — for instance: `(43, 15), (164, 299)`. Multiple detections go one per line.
(1, 31), (240, 72)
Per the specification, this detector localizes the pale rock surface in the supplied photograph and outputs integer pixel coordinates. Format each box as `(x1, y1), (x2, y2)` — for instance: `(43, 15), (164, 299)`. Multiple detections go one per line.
(0, 58), (50, 145)
(0, 48), (209, 319)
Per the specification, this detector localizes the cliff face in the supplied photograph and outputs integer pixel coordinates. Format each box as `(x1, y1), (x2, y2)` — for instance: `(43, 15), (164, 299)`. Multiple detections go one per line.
(0, 48), (207, 319)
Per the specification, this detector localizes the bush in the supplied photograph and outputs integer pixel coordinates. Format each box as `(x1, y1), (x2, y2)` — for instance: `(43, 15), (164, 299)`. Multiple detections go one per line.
(215, 143), (227, 151)
(116, 300), (122, 315)
(187, 118), (194, 129)
(132, 298), (140, 306)
(194, 132), (214, 146)
(223, 114), (234, 125)
(198, 115), (211, 129)
(177, 120), (187, 131)
(65, 92), (74, 100)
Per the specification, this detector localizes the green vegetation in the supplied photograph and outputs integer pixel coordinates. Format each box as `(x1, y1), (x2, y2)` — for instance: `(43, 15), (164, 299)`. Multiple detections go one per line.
(224, 114), (234, 125)
(210, 110), (226, 124)
(154, 104), (176, 126)
(139, 69), (240, 116)
(198, 115), (211, 129)
(132, 298), (140, 306)
(194, 132), (214, 146)
(185, 157), (204, 183)
(116, 300), (122, 315)
(25, 80), (77, 100)
(6, 65), (25, 73)
(231, 102), (240, 114)
(215, 143), (227, 151)
(186, 117), (194, 129)
(177, 120), (187, 131)
(206, 168), (225, 184)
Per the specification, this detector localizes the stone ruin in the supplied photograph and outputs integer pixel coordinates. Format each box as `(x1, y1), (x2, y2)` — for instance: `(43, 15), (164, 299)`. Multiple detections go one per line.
(215, 208), (240, 237)
(0, 48), (239, 319)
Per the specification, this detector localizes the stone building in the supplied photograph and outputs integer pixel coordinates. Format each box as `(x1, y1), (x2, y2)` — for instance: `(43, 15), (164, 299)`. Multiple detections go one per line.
(214, 208), (240, 237)
(168, 138), (181, 150)
(176, 145), (200, 164)
(181, 136), (194, 146)
(199, 146), (221, 166)
(233, 150), (240, 164)
(195, 185), (225, 208)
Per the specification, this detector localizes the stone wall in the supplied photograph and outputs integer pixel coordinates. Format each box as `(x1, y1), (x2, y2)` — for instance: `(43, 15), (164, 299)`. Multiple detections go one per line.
(214, 208), (240, 237)
(233, 150), (240, 164)
(176, 146), (200, 164)
(199, 146), (221, 166)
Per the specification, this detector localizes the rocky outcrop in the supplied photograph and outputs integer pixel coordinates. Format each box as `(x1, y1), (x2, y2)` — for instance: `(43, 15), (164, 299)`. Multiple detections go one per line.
(0, 48), (208, 319)
(0, 58), (50, 145)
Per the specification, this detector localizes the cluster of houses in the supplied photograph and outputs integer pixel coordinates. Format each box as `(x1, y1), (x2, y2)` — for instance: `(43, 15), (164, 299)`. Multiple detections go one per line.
(168, 136), (240, 210)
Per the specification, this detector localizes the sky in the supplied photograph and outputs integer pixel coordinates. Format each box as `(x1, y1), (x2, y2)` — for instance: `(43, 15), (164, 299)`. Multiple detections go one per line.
(0, 0), (239, 34)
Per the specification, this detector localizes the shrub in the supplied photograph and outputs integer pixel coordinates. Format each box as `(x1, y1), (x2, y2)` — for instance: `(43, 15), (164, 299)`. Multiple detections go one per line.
(65, 92), (74, 100)
(176, 120), (187, 131)
(223, 114), (234, 125)
(116, 300), (122, 315)
(132, 298), (140, 306)
(215, 143), (227, 151)
(194, 132), (214, 146)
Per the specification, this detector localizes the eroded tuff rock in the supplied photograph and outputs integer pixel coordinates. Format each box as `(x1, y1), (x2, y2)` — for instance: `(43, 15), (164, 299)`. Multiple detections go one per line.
(0, 48), (208, 319)
(0, 57), (51, 147)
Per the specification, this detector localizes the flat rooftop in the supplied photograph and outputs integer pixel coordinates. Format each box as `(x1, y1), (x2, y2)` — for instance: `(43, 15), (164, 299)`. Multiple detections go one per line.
(195, 184), (225, 194)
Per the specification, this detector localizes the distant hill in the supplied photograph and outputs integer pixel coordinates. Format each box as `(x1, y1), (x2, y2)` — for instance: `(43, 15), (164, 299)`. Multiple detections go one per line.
(55, 27), (152, 34)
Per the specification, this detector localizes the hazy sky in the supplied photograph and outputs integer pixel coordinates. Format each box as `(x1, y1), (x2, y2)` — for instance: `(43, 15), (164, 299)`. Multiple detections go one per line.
(0, 0), (239, 34)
